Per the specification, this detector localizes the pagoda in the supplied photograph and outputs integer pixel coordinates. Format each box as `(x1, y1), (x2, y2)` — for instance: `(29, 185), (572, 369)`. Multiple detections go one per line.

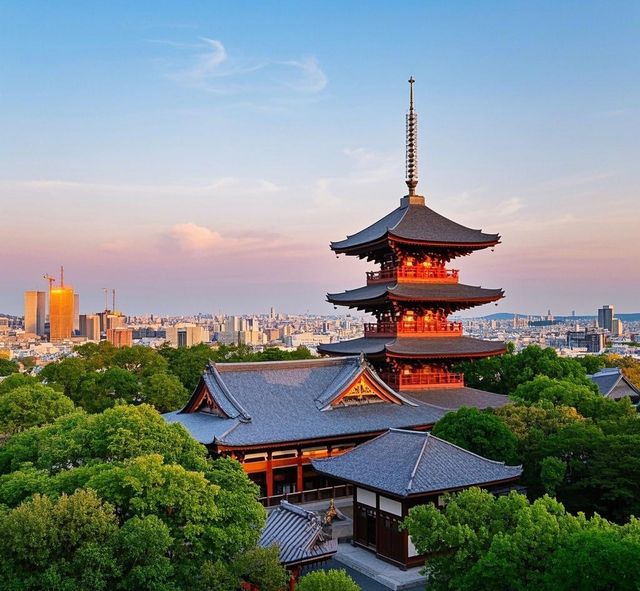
(318, 78), (506, 393)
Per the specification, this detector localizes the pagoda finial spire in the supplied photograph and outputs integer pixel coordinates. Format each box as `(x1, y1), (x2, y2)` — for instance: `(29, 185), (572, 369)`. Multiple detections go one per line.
(405, 77), (418, 195)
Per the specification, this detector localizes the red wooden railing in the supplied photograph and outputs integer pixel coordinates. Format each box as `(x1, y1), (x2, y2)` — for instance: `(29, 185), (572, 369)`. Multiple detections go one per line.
(364, 320), (463, 337)
(367, 266), (459, 284)
(381, 371), (465, 390)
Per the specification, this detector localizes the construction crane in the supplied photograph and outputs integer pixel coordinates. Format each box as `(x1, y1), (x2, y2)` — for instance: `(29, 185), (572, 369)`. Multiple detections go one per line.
(102, 288), (109, 312)
(43, 274), (56, 293)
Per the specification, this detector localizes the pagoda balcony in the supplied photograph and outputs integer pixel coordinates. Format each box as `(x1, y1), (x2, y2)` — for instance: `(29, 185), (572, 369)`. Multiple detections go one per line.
(364, 320), (463, 338)
(381, 370), (465, 391)
(366, 266), (459, 284)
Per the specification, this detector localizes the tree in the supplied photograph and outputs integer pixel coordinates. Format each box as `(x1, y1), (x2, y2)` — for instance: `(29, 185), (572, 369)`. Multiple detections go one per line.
(234, 546), (289, 591)
(544, 528), (640, 591)
(0, 404), (209, 475)
(140, 372), (190, 413)
(403, 487), (640, 591)
(0, 403), (269, 590)
(0, 490), (176, 591)
(576, 355), (607, 375)
(0, 358), (19, 376)
(75, 341), (118, 371)
(39, 356), (87, 398)
(112, 346), (168, 376)
(540, 456), (566, 496)
(0, 384), (75, 435)
(512, 376), (634, 422)
(432, 407), (519, 463)
(159, 344), (215, 391)
(457, 345), (594, 395)
(296, 569), (361, 591)
(0, 372), (38, 394)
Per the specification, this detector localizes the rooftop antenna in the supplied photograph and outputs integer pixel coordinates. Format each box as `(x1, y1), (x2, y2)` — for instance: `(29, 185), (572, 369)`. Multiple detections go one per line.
(112, 288), (116, 313)
(60, 265), (65, 288)
(102, 288), (109, 311)
(405, 77), (418, 196)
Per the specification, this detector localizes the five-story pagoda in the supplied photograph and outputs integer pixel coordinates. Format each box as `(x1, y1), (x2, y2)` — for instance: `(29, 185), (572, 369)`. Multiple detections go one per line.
(319, 79), (506, 394)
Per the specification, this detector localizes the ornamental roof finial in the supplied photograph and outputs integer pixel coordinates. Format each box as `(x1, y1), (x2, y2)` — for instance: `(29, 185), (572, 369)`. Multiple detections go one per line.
(405, 77), (418, 195)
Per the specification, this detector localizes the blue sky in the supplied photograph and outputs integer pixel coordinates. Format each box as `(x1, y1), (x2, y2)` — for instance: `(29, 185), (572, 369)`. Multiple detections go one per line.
(1, 1), (638, 316)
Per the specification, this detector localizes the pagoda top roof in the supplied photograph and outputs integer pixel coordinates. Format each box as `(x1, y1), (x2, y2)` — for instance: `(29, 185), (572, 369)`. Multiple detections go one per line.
(331, 198), (500, 255)
(312, 429), (522, 498)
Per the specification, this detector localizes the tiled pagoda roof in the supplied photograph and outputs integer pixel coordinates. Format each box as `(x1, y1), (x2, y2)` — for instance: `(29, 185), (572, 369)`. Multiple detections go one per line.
(327, 282), (504, 311)
(318, 336), (506, 359)
(331, 200), (500, 256)
(312, 429), (522, 497)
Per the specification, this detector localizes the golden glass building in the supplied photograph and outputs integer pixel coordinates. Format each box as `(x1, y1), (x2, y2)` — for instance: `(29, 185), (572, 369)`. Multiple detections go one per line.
(49, 286), (75, 342)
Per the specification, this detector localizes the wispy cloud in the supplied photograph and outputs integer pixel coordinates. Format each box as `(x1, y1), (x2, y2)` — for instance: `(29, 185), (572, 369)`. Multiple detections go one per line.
(155, 38), (328, 96)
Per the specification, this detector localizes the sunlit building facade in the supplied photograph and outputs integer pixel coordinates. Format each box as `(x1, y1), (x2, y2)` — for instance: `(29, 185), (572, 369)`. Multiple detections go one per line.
(49, 286), (74, 342)
(24, 290), (46, 336)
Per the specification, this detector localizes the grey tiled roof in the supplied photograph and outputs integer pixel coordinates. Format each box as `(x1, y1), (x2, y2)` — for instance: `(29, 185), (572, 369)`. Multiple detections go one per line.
(407, 387), (509, 409)
(312, 429), (522, 497)
(327, 282), (504, 307)
(259, 501), (337, 566)
(163, 356), (445, 447)
(317, 336), (506, 359)
(386, 337), (506, 358)
(331, 202), (499, 252)
(589, 368), (640, 400)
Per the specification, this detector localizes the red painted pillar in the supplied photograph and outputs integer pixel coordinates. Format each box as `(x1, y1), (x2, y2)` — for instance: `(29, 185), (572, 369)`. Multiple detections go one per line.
(266, 452), (274, 498)
(296, 449), (303, 493)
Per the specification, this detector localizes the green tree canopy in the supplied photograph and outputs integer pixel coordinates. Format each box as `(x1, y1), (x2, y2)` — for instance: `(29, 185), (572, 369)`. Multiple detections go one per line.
(140, 372), (190, 413)
(0, 358), (19, 376)
(111, 345), (168, 376)
(0, 372), (38, 394)
(0, 489), (175, 591)
(0, 404), (208, 475)
(512, 376), (634, 422)
(457, 345), (594, 395)
(296, 569), (361, 591)
(432, 407), (519, 463)
(39, 356), (87, 398)
(0, 384), (75, 435)
(404, 487), (640, 591)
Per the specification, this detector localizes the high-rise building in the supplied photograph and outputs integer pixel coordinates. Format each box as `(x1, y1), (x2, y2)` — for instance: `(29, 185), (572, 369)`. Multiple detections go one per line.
(165, 323), (210, 348)
(107, 327), (133, 348)
(598, 305), (614, 332)
(612, 318), (624, 337)
(73, 293), (80, 334)
(24, 290), (46, 336)
(79, 314), (101, 341)
(567, 329), (605, 353)
(49, 286), (75, 342)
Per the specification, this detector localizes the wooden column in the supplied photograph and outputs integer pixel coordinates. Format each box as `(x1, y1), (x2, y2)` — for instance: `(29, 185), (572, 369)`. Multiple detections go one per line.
(296, 449), (303, 493)
(266, 451), (273, 498)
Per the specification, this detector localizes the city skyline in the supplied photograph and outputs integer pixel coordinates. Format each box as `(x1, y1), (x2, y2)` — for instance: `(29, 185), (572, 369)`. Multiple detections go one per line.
(2, 2), (639, 316)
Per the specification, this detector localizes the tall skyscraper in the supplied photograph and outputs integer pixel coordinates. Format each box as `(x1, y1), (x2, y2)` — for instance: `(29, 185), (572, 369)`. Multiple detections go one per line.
(24, 290), (46, 336)
(49, 267), (74, 342)
(598, 305), (614, 332)
(73, 293), (80, 334)
(79, 314), (101, 341)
